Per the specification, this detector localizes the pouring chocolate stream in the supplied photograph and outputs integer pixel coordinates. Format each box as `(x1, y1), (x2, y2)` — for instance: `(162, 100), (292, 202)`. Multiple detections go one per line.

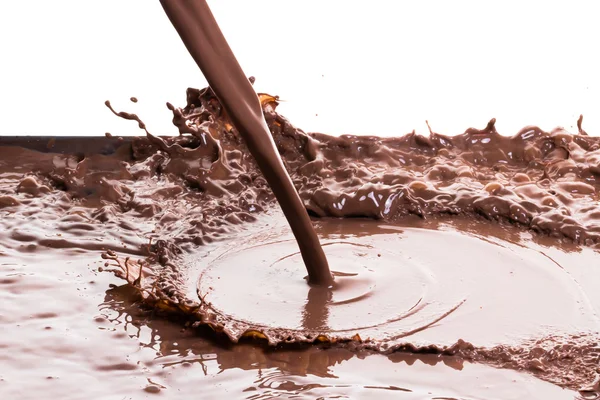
(159, 0), (333, 285)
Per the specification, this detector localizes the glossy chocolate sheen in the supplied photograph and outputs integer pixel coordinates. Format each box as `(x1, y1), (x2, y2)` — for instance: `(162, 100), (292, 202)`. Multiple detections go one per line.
(2, 85), (600, 393)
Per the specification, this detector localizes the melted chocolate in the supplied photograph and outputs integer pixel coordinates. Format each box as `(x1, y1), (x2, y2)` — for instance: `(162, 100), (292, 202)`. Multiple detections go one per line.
(2, 85), (600, 392)
(158, 0), (332, 285)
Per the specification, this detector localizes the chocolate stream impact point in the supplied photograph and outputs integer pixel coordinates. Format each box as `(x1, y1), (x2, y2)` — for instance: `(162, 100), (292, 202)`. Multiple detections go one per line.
(159, 0), (333, 285)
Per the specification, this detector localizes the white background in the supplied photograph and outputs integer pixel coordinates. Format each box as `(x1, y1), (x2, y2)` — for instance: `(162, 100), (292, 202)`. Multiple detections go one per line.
(1, 0), (599, 137)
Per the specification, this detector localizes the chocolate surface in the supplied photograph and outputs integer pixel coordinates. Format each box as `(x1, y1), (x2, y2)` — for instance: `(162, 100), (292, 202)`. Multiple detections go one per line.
(2, 86), (600, 395)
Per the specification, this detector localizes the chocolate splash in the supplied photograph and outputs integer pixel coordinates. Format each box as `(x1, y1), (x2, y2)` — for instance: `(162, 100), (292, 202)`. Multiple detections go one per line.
(159, 0), (332, 285)
(2, 86), (600, 392)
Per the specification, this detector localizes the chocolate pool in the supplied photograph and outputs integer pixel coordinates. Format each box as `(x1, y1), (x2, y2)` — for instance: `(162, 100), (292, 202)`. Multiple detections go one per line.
(1, 84), (600, 398)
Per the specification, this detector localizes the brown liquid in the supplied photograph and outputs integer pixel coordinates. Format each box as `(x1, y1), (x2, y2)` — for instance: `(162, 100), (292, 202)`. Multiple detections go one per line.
(2, 82), (600, 396)
(0, 251), (577, 400)
(158, 0), (332, 285)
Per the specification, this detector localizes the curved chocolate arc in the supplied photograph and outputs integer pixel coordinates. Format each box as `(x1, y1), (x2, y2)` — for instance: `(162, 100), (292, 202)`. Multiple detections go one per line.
(158, 0), (333, 285)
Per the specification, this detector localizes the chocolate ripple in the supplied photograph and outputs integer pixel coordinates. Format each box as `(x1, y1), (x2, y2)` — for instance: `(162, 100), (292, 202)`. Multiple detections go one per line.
(2, 84), (600, 392)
